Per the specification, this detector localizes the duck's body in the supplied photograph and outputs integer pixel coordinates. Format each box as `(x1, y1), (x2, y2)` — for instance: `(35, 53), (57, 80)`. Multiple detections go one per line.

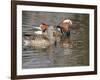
(23, 34), (50, 49)
(30, 37), (50, 49)
(23, 23), (62, 49)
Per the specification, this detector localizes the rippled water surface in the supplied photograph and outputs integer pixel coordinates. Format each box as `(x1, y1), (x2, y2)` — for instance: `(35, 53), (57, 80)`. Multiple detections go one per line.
(22, 11), (89, 69)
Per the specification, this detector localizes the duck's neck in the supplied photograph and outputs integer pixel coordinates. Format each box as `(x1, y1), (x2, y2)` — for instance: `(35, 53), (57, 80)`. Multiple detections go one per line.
(42, 29), (47, 33)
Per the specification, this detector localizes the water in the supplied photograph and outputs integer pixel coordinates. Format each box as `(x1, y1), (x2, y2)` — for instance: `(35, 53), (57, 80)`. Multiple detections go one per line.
(22, 29), (89, 69)
(22, 11), (89, 69)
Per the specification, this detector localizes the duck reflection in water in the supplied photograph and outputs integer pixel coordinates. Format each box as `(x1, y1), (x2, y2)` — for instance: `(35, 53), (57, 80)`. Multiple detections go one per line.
(60, 36), (72, 48)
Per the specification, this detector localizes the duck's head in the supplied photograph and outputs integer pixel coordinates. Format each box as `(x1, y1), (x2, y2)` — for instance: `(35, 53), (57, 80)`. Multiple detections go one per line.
(40, 23), (48, 32)
(63, 19), (72, 26)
